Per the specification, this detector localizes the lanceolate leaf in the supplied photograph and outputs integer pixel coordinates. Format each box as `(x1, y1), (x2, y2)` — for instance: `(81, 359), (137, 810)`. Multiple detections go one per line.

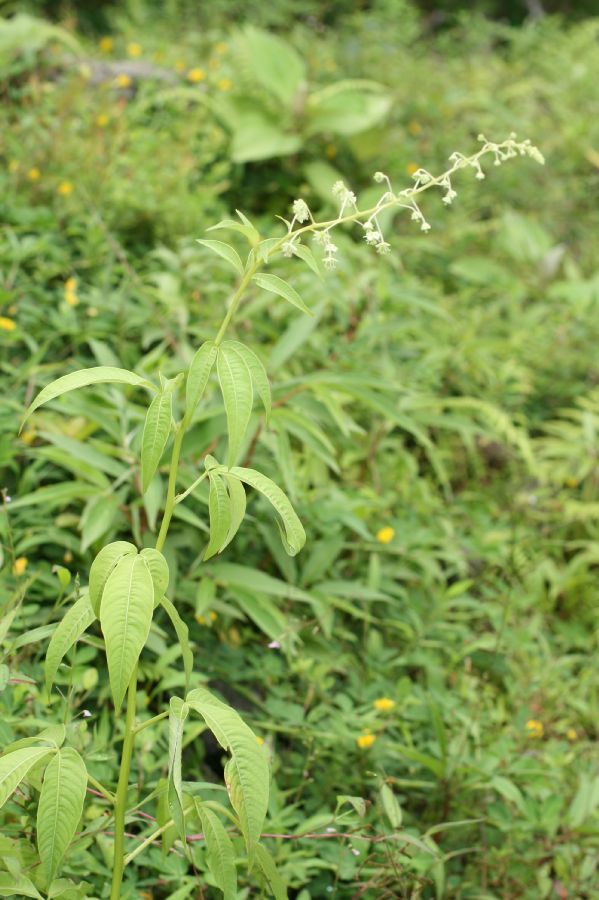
(195, 802), (237, 900)
(253, 273), (313, 316)
(217, 342), (254, 467)
(186, 340), (218, 419)
(0, 746), (55, 810)
(204, 471), (232, 561)
(89, 541), (137, 616)
(223, 341), (271, 420)
(0, 873), (43, 899)
(187, 686), (269, 864)
(255, 843), (288, 900)
(140, 548), (169, 606)
(37, 748), (87, 882)
(168, 697), (189, 844)
(21, 367), (156, 429)
(141, 386), (174, 493)
(228, 467), (306, 556)
(100, 554), (154, 709)
(161, 596), (193, 693)
(221, 474), (246, 551)
(197, 239), (244, 277)
(45, 593), (95, 693)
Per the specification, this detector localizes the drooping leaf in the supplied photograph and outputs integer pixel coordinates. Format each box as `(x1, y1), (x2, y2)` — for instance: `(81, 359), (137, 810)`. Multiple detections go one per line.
(187, 686), (269, 864)
(207, 218), (260, 247)
(228, 467), (306, 556)
(161, 596), (193, 693)
(0, 746), (54, 810)
(255, 843), (288, 900)
(197, 240), (244, 277)
(100, 554), (154, 709)
(195, 801), (237, 899)
(217, 343), (254, 467)
(168, 697), (189, 844)
(221, 474), (246, 551)
(0, 873), (43, 899)
(253, 273), (313, 316)
(21, 366), (156, 429)
(290, 242), (323, 279)
(139, 548), (169, 606)
(141, 386), (174, 493)
(223, 341), (271, 420)
(204, 471), (232, 561)
(88, 541), (137, 616)
(186, 340), (218, 419)
(37, 748), (87, 881)
(45, 593), (95, 693)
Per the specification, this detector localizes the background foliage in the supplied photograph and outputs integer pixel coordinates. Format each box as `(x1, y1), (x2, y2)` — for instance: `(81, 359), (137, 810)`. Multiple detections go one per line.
(1, 0), (599, 897)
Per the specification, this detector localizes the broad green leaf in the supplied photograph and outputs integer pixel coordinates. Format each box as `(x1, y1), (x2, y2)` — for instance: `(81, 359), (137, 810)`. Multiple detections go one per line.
(141, 386), (174, 493)
(217, 343), (254, 467)
(186, 340), (218, 419)
(100, 554), (154, 709)
(187, 686), (269, 864)
(228, 467), (306, 556)
(22, 366), (156, 429)
(197, 240), (244, 277)
(140, 548), (169, 606)
(0, 873), (43, 899)
(253, 273), (313, 316)
(0, 746), (54, 810)
(2, 725), (66, 755)
(168, 697), (189, 845)
(221, 474), (246, 551)
(45, 593), (95, 693)
(255, 843), (288, 900)
(161, 596), (192, 693)
(204, 471), (232, 561)
(223, 341), (271, 420)
(238, 26), (306, 107)
(229, 114), (301, 164)
(89, 541), (137, 616)
(195, 802), (237, 900)
(37, 748), (87, 881)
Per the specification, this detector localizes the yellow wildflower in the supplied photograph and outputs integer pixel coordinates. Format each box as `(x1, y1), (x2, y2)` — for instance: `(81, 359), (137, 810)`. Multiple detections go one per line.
(408, 120), (422, 136)
(525, 719), (544, 739)
(325, 144), (337, 159)
(99, 36), (113, 53)
(174, 60), (187, 73)
(57, 181), (73, 196)
(8, 305), (17, 315)
(114, 74), (132, 88)
(209, 611), (217, 621)
(256, 736), (265, 745)
(187, 68), (205, 83)
(95, 113), (109, 127)
(406, 162), (419, 176)
(566, 728), (577, 742)
(63, 550), (73, 563)
(13, 557), (28, 576)
(374, 697), (395, 712)
(217, 78), (232, 92)
(127, 42), (142, 58)
(27, 167), (41, 182)
(356, 733), (376, 749)
(0, 317), (16, 332)
(376, 526), (395, 544)
(215, 42), (228, 55)
(20, 427), (36, 445)
(64, 277), (77, 293)
(565, 477), (578, 488)
(8, 160), (19, 173)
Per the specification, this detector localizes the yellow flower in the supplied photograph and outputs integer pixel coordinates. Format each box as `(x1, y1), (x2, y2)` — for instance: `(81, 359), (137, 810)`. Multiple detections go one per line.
(174, 60), (187, 73)
(325, 144), (337, 159)
(27, 167), (41, 182)
(525, 719), (544, 739)
(20, 427), (36, 445)
(374, 697), (395, 712)
(376, 526), (395, 544)
(187, 68), (205, 83)
(356, 733), (376, 749)
(99, 36), (113, 53)
(408, 120), (422, 136)
(95, 113), (109, 127)
(8, 160), (19, 173)
(406, 162), (419, 176)
(566, 728), (577, 742)
(209, 611), (217, 621)
(64, 277), (77, 293)
(13, 557), (28, 576)
(256, 736), (265, 745)
(127, 42), (142, 58)
(217, 78), (232, 92)
(7, 305), (17, 315)
(0, 317), (16, 332)
(114, 74), (132, 88)
(215, 42), (228, 55)
(57, 181), (73, 196)
(63, 550), (73, 563)
(565, 477), (578, 488)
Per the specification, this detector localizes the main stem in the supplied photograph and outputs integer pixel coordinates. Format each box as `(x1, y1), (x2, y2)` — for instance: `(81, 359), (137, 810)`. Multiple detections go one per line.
(110, 666), (138, 900)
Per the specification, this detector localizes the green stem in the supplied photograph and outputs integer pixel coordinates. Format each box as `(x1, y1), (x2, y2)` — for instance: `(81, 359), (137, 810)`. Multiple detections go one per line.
(156, 419), (187, 552)
(214, 265), (258, 347)
(110, 667), (138, 900)
(87, 773), (114, 803)
(133, 709), (169, 735)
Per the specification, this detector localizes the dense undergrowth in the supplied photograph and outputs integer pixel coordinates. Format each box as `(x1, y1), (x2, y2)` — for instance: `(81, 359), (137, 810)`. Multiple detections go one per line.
(1, 2), (599, 898)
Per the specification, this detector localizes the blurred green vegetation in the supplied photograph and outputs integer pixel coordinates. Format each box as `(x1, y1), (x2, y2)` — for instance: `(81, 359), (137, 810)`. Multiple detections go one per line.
(1, 1), (599, 897)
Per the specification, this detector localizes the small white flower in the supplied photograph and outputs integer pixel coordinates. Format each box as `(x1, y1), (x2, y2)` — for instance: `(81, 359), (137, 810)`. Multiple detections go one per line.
(282, 241), (295, 257)
(268, 640), (281, 649)
(365, 230), (382, 245)
(292, 199), (310, 222)
(82, 709), (92, 718)
(420, 221), (431, 232)
(351, 848), (360, 856)
(376, 240), (391, 254)
(373, 171), (386, 183)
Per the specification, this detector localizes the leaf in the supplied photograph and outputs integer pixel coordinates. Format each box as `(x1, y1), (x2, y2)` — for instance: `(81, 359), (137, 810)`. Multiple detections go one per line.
(217, 342), (254, 467)
(89, 541), (137, 617)
(207, 219), (260, 247)
(186, 340), (218, 419)
(195, 802), (238, 900)
(100, 554), (154, 709)
(255, 843), (288, 900)
(0, 873), (43, 899)
(141, 386), (174, 493)
(161, 596), (193, 693)
(168, 697), (189, 844)
(187, 686), (269, 864)
(139, 548), (170, 606)
(253, 273), (313, 316)
(22, 366), (156, 429)
(221, 474), (246, 551)
(45, 593), (96, 693)
(238, 26), (306, 107)
(223, 341), (271, 420)
(197, 240), (244, 277)
(380, 784), (402, 828)
(291, 242), (323, 279)
(37, 748), (87, 882)
(79, 492), (122, 552)
(204, 471), (232, 561)
(0, 746), (55, 810)
(228, 467), (306, 556)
